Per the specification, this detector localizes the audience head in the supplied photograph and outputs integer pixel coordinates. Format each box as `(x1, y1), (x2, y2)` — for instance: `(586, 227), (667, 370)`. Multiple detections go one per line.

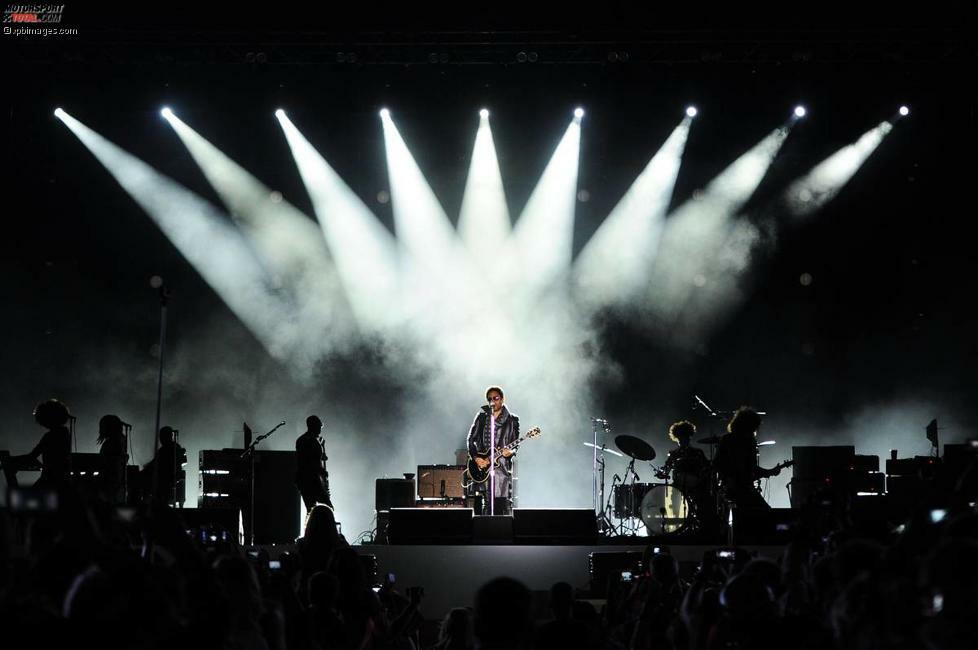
(549, 581), (574, 620)
(303, 504), (338, 543)
(475, 577), (532, 647)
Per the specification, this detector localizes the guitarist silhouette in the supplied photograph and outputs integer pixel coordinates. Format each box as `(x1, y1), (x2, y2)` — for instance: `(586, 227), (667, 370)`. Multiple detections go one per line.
(715, 406), (792, 511)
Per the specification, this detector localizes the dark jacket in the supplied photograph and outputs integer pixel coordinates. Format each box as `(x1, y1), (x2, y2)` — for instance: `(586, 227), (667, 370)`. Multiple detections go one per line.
(467, 406), (520, 474)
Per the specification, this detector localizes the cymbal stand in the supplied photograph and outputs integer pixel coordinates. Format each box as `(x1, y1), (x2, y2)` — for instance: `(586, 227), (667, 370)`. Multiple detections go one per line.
(591, 418), (615, 536)
(596, 453), (618, 536)
(693, 394), (724, 538)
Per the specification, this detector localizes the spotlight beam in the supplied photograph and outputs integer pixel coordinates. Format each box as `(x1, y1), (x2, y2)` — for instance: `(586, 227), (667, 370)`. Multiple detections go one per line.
(277, 111), (400, 329)
(573, 117), (692, 310)
(508, 117), (582, 304)
(673, 121), (895, 348)
(785, 122), (894, 219)
(162, 110), (356, 357)
(54, 109), (297, 361)
(457, 110), (511, 277)
(379, 110), (465, 270)
(644, 126), (790, 326)
(379, 107), (477, 330)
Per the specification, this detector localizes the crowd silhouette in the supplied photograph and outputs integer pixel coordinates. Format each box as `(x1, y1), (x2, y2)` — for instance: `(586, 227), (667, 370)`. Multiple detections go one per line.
(2, 399), (977, 649)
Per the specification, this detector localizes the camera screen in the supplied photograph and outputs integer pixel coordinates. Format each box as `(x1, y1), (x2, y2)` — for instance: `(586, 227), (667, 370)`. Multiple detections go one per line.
(268, 560), (281, 570)
(621, 571), (633, 581)
(718, 550), (735, 559)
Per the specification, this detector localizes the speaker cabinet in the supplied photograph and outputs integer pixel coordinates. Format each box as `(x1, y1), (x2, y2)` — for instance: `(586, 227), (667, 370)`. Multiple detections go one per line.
(513, 508), (598, 544)
(731, 507), (797, 545)
(387, 507), (473, 544)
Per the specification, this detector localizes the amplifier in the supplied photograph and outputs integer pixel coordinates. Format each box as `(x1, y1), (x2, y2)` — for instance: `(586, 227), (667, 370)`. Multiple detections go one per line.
(417, 465), (466, 498)
(848, 455), (880, 472)
(415, 497), (466, 508)
(376, 478), (415, 512)
(847, 471), (886, 494)
(886, 456), (939, 476)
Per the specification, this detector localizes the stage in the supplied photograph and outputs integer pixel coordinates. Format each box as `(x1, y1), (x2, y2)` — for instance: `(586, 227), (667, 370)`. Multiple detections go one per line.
(354, 542), (787, 620)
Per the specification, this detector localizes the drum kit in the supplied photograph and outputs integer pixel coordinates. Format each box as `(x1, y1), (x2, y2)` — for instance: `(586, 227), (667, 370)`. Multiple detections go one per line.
(607, 434), (696, 536)
(586, 417), (777, 538)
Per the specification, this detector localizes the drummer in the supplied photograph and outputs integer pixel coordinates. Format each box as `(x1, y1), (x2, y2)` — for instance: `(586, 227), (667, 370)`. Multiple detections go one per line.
(655, 420), (709, 497)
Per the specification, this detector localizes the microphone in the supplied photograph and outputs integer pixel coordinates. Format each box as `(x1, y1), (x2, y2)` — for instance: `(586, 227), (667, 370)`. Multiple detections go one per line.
(120, 421), (133, 429)
(279, 420), (286, 426)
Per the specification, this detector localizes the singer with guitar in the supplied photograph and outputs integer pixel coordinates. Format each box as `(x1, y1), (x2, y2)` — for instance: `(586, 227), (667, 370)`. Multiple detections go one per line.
(466, 386), (521, 516)
(715, 406), (793, 511)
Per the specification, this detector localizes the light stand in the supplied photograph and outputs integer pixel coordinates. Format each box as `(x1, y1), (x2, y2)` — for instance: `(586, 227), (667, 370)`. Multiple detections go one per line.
(149, 278), (169, 502)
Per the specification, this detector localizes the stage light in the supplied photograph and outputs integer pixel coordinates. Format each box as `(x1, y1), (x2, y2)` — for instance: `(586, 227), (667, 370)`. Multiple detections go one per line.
(161, 107), (174, 119)
(899, 105), (910, 116)
(379, 108), (390, 118)
(686, 106), (698, 118)
(54, 107), (65, 118)
(574, 107), (585, 118)
(480, 108), (489, 118)
(275, 109), (286, 118)
(794, 106), (807, 118)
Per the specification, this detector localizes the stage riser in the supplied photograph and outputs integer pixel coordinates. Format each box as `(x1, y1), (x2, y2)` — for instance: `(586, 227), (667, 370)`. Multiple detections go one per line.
(356, 544), (785, 620)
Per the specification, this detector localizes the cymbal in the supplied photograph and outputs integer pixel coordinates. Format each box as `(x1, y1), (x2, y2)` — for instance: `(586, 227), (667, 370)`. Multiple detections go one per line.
(697, 435), (723, 445)
(615, 435), (656, 461)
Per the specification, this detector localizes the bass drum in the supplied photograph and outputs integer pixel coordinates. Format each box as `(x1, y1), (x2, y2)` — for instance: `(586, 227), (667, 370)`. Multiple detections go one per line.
(640, 484), (690, 534)
(612, 483), (655, 519)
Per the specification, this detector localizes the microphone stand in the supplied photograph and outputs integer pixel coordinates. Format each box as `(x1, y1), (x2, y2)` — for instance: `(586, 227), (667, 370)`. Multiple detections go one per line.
(489, 410), (496, 517)
(239, 421), (286, 546)
(150, 284), (169, 502)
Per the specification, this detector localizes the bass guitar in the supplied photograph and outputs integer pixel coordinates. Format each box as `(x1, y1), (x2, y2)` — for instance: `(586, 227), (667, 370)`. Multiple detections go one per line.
(466, 427), (541, 484)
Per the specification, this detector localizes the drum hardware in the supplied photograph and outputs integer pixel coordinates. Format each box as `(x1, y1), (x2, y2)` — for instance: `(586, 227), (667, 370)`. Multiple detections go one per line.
(589, 417), (619, 536)
(583, 442), (623, 457)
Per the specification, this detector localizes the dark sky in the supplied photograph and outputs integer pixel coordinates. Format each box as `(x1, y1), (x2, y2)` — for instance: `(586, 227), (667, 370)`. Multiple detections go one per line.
(2, 1), (976, 475)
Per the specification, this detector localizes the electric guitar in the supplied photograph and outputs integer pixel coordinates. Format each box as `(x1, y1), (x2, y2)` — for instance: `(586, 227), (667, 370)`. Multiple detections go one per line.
(466, 427), (542, 484)
(764, 460), (795, 477)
